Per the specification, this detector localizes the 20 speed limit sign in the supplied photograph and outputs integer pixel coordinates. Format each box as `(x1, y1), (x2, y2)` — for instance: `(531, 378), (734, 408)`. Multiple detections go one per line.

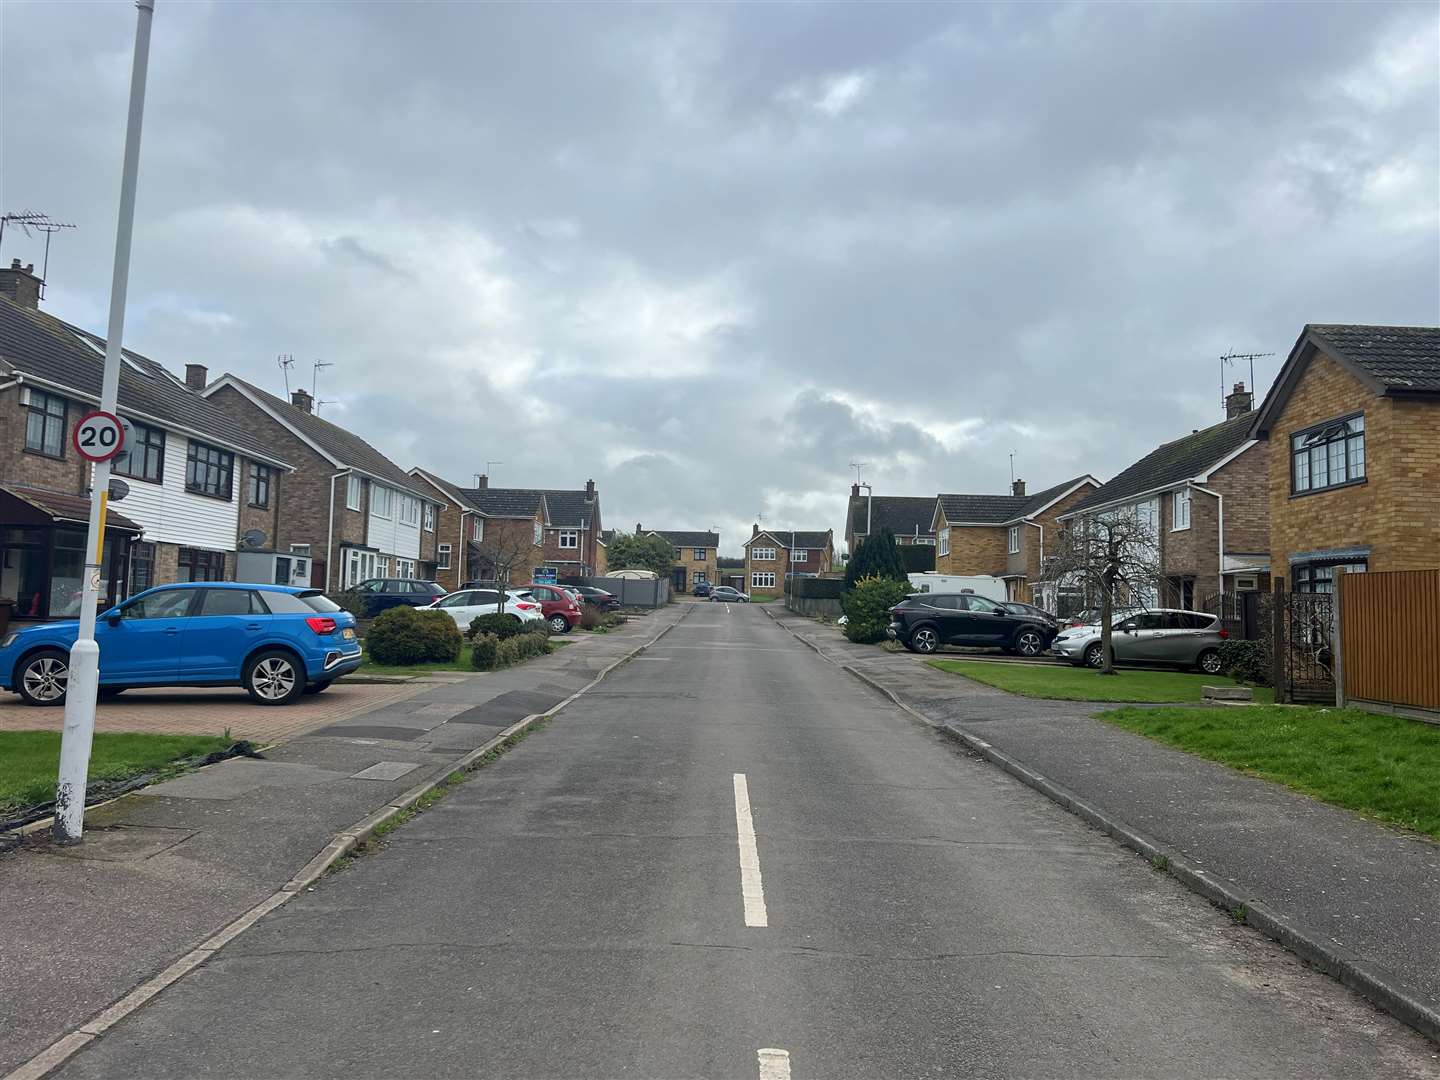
(72, 410), (127, 463)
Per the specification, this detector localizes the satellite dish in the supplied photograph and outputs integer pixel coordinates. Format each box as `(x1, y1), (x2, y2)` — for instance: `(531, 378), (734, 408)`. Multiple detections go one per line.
(107, 478), (131, 502)
(241, 529), (268, 549)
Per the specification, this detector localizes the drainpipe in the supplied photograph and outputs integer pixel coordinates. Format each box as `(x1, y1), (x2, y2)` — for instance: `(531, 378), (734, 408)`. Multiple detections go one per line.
(1189, 482), (1225, 600)
(325, 469), (352, 591)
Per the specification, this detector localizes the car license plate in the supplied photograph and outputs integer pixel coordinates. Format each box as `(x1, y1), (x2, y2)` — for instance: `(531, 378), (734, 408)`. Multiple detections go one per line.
(342, 627), (356, 640)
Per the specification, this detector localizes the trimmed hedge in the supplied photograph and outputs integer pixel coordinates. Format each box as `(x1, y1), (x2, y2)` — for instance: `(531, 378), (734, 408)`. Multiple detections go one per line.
(1218, 638), (1270, 686)
(841, 577), (912, 644)
(471, 630), (550, 671)
(467, 612), (528, 640)
(366, 606), (463, 666)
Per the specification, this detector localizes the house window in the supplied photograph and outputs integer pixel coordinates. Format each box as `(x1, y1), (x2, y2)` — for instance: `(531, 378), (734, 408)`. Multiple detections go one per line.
(1172, 488), (1191, 531)
(178, 547), (226, 582)
(533, 520), (542, 544)
(693, 548), (706, 560)
(290, 544), (311, 557)
(399, 495), (419, 526)
(423, 504), (435, 531)
(792, 548), (808, 563)
(914, 537), (936, 546)
(437, 543), (452, 570)
(1294, 560), (1367, 594)
(752, 546), (776, 561)
(247, 463), (272, 508)
(751, 571), (776, 588)
(377, 555), (391, 578)
(346, 475), (362, 511)
(114, 420), (164, 482)
(938, 527), (950, 557)
(1292, 414), (1365, 494)
(559, 530), (579, 549)
(473, 517), (484, 541)
(185, 442), (233, 500)
(24, 389), (67, 457)
(1007, 526), (1020, 554)
(128, 541), (156, 595)
(372, 486), (393, 519)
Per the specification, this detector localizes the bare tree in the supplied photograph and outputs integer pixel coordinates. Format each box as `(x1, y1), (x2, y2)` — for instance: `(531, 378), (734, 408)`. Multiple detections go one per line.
(472, 522), (542, 613)
(1042, 510), (1162, 674)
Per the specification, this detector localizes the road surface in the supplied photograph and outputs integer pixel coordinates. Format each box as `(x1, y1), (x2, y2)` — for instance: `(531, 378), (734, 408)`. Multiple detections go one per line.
(53, 603), (1439, 1078)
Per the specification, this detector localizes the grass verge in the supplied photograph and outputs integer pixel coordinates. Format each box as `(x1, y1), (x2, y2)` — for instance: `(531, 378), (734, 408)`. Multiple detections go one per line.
(928, 659), (1274, 704)
(0, 731), (232, 816)
(1099, 705), (1440, 838)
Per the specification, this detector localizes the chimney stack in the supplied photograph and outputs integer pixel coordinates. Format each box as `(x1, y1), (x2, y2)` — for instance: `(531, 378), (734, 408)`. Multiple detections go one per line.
(1011, 478), (1026, 497)
(851, 482), (860, 497)
(0, 259), (42, 310)
(636, 522), (643, 534)
(185, 364), (208, 391)
(291, 388), (313, 413)
(476, 474), (489, 489)
(1225, 381), (1254, 419)
(752, 523), (759, 537)
(585, 478), (595, 496)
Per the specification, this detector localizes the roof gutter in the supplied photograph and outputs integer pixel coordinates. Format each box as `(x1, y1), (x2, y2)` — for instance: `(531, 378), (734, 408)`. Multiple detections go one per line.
(1057, 480), (1195, 523)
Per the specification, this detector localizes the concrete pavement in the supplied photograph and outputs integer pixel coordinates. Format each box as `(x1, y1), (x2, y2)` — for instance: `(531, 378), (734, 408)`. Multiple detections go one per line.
(39, 603), (1439, 1078)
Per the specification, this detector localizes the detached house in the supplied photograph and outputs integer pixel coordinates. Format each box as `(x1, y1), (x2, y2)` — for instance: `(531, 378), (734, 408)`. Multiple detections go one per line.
(1251, 324), (1440, 590)
(202, 377), (441, 591)
(1057, 385), (1269, 612)
(640, 526), (719, 592)
(931, 475), (1100, 603)
(1, 273), (291, 620)
(845, 489), (936, 554)
(743, 526), (834, 598)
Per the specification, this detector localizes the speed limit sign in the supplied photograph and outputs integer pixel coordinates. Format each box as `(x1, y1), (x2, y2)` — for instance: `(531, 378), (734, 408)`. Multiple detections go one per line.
(73, 411), (127, 463)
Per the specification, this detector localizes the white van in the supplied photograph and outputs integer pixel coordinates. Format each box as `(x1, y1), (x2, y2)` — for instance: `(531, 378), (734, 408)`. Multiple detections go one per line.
(906, 573), (1008, 602)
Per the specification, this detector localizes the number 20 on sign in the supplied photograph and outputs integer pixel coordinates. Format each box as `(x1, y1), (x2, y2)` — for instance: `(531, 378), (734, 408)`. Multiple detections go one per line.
(72, 410), (127, 463)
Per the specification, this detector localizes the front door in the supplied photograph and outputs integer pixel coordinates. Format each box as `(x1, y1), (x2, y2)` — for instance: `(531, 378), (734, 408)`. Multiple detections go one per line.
(673, 566), (687, 592)
(98, 586), (194, 683)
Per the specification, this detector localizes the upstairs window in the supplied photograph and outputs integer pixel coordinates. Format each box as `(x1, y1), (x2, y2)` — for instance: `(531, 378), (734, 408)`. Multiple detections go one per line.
(437, 543), (452, 570)
(247, 463), (272, 508)
(1171, 488), (1191, 531)
(185, 441), (233, 500)
(1007, 526), (1020, 554)
(693, 548), (706, 560)
(792, 548), (808, 563)
(559, 530), (579, 549)
(1292, 414), (1365, 494)
(346, 475), (362, 511)
(423, 503), (435, 531)
(752, 546), (776, 561)
(114, 420), (165, 482)
(24, 389), (67, 457)
(372, 485), (393, 519)
(533, 520), (542, 544)
(938, 527), (950, 557)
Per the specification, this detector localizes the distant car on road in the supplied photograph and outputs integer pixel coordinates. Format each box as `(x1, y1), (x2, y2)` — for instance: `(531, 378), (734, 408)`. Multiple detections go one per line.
(709, 586), (749, 603)
(886, 592), (1053, 656)
(1050, 609), (1227, 673)
(0, 583), (361, 706)
(573, 586), (620, 611)
(423, 589), (544, 631)
(692, 581), (712, 597)
(352, 578), (446, 616)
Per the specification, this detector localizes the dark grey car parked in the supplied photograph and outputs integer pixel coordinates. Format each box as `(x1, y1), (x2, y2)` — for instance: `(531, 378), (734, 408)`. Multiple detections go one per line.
(886, 593), (1053, 656)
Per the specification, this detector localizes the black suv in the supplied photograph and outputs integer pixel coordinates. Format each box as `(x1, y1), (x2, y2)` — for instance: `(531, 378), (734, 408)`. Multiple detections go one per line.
(887, 593), (1054, 656)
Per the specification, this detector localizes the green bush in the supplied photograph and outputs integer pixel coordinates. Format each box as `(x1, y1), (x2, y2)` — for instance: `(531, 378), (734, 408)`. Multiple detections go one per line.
(1218, 639), (1270, 686)
(842, 576), (912, 644)
(579, 605), (605, 630)
(467, 612), (526, 640)
(366, 606), (463, 665)
(498, 631), (549, 666)
(471, 633), (500, 670)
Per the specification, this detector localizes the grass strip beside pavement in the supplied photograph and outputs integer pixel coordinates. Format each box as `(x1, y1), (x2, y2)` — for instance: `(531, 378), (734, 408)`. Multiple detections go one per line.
(928, 659), (1274, 704)
(1099, 705), (1440, 839)
(0, 731), (232, 816)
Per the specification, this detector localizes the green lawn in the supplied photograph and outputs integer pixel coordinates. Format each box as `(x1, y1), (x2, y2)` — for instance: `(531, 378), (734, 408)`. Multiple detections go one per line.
(1100, 705), (1440, 839)
(746, 595), (779, 603)
(0, 732), (232, 816)
(927, 659), (1274, 704)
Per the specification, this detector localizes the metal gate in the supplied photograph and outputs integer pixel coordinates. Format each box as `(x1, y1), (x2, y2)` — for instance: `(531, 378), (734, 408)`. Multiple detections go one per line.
(1278, 590), (1336, 703)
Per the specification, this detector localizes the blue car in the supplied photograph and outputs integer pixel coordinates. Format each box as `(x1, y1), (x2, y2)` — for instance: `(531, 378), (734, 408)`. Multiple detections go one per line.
(0, 582), (362, 707)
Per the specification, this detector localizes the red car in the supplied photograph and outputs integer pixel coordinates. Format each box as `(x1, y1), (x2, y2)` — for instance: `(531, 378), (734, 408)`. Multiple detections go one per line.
(524, 584), (582, 634)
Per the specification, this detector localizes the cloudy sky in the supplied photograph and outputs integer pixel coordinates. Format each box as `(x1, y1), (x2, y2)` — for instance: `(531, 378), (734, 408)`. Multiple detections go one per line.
(3, 1), (1436, 555)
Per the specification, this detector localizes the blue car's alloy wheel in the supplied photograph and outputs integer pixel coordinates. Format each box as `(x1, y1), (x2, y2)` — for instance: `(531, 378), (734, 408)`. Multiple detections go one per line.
(18, 650), (69, 706)
(245, 650), (305, 706)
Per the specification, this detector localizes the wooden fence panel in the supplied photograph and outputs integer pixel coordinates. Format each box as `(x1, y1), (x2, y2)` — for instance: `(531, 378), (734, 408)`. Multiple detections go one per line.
(1341, 570), (1440, 711)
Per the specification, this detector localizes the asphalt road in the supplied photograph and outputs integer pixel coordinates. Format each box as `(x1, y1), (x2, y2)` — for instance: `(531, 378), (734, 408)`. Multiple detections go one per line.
(52, 604), (1439, 1079)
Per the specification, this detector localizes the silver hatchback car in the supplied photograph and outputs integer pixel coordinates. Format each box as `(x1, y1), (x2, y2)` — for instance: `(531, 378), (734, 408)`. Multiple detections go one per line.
(1049, 608), (1227, 673)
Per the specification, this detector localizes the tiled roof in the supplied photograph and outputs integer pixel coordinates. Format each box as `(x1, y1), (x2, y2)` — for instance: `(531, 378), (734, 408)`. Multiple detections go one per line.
(462, 487), (545, 518)
(2, 484), (143, 532)
(1309, 324), (1440, 394)
(0, 297), (287, 466)
(1066, 414), (1256, 516)
(599, 529), (615, 545)
(225, 377), (428, 498)
(649, 530), (719, 548)
(847, 496), (936, 539)
(938, 476), (1096, 526)
(410, 468), (471, 508)
(749, 529), (831, 550)
(536, 489), (597, 527)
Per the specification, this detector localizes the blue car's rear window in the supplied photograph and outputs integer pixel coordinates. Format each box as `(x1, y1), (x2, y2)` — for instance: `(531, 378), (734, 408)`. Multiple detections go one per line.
(262, 590), (344, 614)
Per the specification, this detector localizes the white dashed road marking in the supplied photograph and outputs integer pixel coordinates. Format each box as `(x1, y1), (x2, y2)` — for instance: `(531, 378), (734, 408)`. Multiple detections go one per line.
(757, 1047), (791, 1079)
(732, 773), (768, 927)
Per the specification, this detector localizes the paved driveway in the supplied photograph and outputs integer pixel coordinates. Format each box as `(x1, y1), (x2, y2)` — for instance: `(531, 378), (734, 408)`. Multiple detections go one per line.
(0, 679), (443, 743)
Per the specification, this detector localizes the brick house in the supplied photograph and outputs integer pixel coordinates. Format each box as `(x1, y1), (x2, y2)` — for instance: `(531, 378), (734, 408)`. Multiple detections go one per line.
(640, 526), (719, 592)
(202, 376), (441, 591)
(408, 468), (550, 590)
(845, 490), (936, 554)
(1056, 389), (1269, 613)
(534, 483), (603, 579)
(1, 275), (291, 620)
(931, 475), (1100, 603)
(1250, 324), (1440, 591)
(743, 526), (834, 598)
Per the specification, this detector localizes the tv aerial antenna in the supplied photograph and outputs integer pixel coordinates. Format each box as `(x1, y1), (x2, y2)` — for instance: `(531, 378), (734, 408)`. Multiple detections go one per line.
(0, 211), (77, 297)
(277, 354), (295, 395)
(849, 461), (868, 486)
(1220, 350), (1274, 409)
(312, 359), (333, 400)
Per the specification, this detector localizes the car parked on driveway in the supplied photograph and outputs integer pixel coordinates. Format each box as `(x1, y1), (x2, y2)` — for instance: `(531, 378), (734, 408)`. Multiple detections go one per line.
(423, 589), (544, 632)
(524, 583), (583, 634)
(692, 581), (712, 598)
(709, 586), (749, 603)
(886, 592), (1053, 656)
(353, 578), (446, 616)
(573, 586), (620, 611)
(1049, 609), (1227, 673)
(0, 583), (361, 707)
